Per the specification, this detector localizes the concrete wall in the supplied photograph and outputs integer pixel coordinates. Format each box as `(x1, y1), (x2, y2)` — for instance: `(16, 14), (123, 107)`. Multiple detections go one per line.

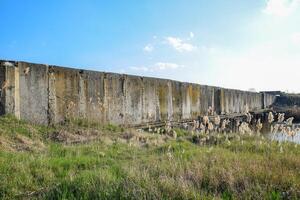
(0, 64), (6, 115)
(19, 62), (48, 124)
(220, 88), (263, 114)
(0, 60), (277, 125)
(263, 93), (277, 109)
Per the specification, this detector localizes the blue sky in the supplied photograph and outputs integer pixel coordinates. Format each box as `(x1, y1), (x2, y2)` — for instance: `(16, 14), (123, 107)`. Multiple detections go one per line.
(0, 0), (300, 92)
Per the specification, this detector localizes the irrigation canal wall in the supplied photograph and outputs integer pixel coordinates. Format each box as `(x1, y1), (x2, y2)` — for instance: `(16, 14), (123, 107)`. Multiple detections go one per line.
(0, 60), (276, 125)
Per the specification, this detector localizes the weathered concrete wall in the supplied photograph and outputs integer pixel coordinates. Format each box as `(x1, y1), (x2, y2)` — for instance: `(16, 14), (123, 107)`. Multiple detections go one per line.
(0, 61), (18, 117)
(0, 60), (277, 125)
(262, 93), (277, 109)
(0, 64), (6, 115)
(220, 88), (262, 114)
(19, 62), (48, 124)
(199, 85), (216, 115)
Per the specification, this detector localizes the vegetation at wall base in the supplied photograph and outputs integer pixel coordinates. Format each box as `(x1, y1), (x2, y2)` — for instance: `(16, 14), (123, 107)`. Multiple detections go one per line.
(0, 115), (299, 200)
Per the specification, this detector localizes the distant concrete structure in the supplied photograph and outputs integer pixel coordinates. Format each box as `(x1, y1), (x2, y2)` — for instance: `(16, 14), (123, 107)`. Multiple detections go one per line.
(0, 60), (277, 125)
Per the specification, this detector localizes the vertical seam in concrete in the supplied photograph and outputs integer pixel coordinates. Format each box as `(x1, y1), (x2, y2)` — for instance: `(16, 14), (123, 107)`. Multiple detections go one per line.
(141, 77), (145, 122)
(167, 81), (173, 121)
(14, 64), (20, 119)
(212, 87), (215, 110)
(46, 65), (49, 125)
(0, 64), (6, 115)
(262, 93), (265, 109)
(47, 65), (51, 125)
(103, 73), (108, 123)
(78, 72), (86, 118)
(48, 66), (56, 125)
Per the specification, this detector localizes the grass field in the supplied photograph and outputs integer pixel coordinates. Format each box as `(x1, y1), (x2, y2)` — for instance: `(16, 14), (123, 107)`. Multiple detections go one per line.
(0, 115), (299, 199)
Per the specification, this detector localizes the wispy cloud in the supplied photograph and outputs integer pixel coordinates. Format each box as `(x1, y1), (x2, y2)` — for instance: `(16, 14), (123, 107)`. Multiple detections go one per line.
(130, 62), (184, 72)
(165, 36), (196, 52)
(291, 32), (300, 44)
(143, 44), (154, 52)
(263, 0), (300, 17)
(154, 62), (183, 70)
(130, 66), (150, 72)
(142, 33), (196, 53)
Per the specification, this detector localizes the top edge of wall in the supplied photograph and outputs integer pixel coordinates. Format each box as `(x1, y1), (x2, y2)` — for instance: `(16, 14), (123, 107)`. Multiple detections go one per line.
(0, 59), (270, 95)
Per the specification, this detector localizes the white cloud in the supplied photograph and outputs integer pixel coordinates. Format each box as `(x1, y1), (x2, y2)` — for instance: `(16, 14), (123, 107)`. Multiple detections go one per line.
(154, 62), (183, 70)
(291, 32), (300, 44)
(129, 62), (184, 72)
(263, 0), (300, 17)
(130, 66), (150, 72)
(118, 69), (127, 74)
(190, 32), (194, 39)
(209, 42), (300, 92)
(165, 36), (196, 52)
(200, 46), (218, 54)
(143, 44), (154, 52)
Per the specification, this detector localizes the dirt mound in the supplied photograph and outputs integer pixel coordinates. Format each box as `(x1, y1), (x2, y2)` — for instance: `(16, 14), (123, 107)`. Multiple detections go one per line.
(48, 129), (102, 144)
(0, 136), (15, 151)
(120, 129), (169, 147)
(0, 134), (45, 152)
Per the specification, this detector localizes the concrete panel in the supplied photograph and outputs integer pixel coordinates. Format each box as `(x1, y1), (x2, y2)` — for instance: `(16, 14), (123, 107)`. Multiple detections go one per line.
(3, 62), (16, 115)
(221, 89), (262, 114)
(246, 92), (262, 111)
(0, 63), (5, 115)
(124, 75), (143, 125)
(48, 67), (56, 124)
(142, 77), (159, 123)
(50, 66), (81, 123)
(263, 93), (276, 108)
(157, 79), (170, 121)
(79, 70), (106, 124)
(104, 73), (125, 125)
(171, 81), (182, 121)
(18, 62), (48, 124)
(182, 83), (201, 119)
(181, 83), (191, 119)
(167, 81), (173, 121)
(213, 88), (222, 114)
(200, 85), (215, 115)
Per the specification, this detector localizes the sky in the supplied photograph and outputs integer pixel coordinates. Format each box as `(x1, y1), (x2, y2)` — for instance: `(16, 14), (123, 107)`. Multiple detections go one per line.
(0, 0), (300, 92)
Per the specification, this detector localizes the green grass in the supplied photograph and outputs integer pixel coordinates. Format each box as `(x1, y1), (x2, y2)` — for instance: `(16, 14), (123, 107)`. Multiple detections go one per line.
(0, 115), (299, 199)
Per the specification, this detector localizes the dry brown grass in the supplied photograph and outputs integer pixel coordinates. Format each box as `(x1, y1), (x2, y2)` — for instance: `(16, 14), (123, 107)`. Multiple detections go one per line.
(0, 115), (299, 199)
